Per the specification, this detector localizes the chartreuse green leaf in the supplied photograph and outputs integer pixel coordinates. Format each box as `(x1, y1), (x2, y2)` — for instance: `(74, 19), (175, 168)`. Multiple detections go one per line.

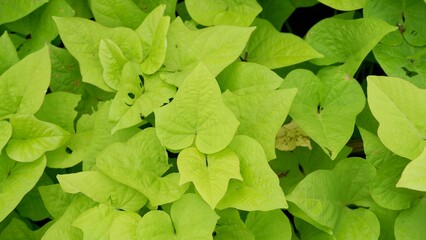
(367, 76), (426, 159)
(73, 204), (141, 240)
(5, 0), (74, 57)
(217, 62), (284, 94)
(373, 34), (426, 88)
(161, 17), (254, 86)
(395, 197), (426, 240)
(185, 0), (262, 27)
(6, 114), (71, 162)
(0, 217), (53, 240)
(137, 193), (219, 239)
(306, 18), (396, 75)
(287, 158), (378, 238)
(316, 0), (365, 11)
(38, 184), (74, 219)
(136, 4), (170, 74)
(214, 209), (255, 240)
(90, 0), (147, 29)
(364, 0), (426, 47)
(35, 92), (80, 133)
(97, 128), (188, 206)
(245, 210), (292, 240)
(0, 0), (47, 24)
(49, 45), (84, 94)
(397, 148), (426, 191)
(219, 64), (297, 156)
(217, 136), (287, 211)
(98, 38), (129, 90)
(0, 154), (46, 222)
(46, 101), (138, 169)
(244, 18), (323, 69)
(0, 45), (50, 120)
(371, 154), (422, 210)
(42, 194), (97, 240)
(109, 212), (141, 240)
(111, 71), (176, 133)
(54, 17), (142, 91)
(177, 147), (242, 208)
(295, 218), (333, 240)
(0, 121), (12, 152)
(282, 69), (365, 159)
(132, 0), (178, 19)
(58, 171), (147, 211)
(16, 173), (52, 221)
(370, 203), (399, 240)
(0, 32), (19, 75)
(155, 63), (239, 154)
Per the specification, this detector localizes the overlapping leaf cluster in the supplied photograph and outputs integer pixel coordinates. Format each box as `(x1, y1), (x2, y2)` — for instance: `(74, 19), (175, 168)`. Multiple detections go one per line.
(0, 0), (425, 239)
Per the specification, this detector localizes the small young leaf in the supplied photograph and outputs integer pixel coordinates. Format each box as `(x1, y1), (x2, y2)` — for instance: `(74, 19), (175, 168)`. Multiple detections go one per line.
(217, 136), (288, 211)
(155, 63), (239, 154)
(177, 147), (242, 208)
(275, 120), (312, 151)
(99, 38), (129, 90)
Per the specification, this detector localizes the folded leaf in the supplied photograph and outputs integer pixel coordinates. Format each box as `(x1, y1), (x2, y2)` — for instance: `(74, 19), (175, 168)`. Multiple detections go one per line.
(7, 114), (71, 162)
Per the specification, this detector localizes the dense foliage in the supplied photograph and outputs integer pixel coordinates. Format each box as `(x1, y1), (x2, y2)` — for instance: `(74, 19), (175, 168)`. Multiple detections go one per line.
(0, 0), (426, 239)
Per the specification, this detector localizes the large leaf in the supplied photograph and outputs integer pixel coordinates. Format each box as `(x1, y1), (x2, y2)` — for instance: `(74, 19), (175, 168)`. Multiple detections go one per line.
(245, 18), (323, 69)
(54, 17), (142, 91)
(282, 69), (365, 159)
(7, 114), (71, 162)
(0, 0), (48, 24)
(364, 0), (426, 47)
(306, 17), (396, 75)
(58, 171), (147, 211)
(35, 92), (80, 133)
(5, 0), (74, 57)
(0, 154), (46, 222)
(38, 184), (74, 219)
(287, 158), (378, 237)
(0, 121), (12, 152)
(177, 147), (242, 208)
(161, 17), (254, 86)
(367, 76), (426, 159)
(223, 88), (296, 160)
(96, 128), (188, 206)
(185, 0), (262, 27)
(397, 148), (426, 191)
(373, 34), (426, 88)
(136, 4), (170, 74)
(214, 209), (255, 240)
(0, 32), (19, 75)
(73, 204), (141, 240)
(137, 194), (219, 239)
(245, 210), (292, 240)
(217, 135), (288, 211)
(155, 63), (239, 154)
(90, 0), (147, 29)
(316, 0), (365, 11)
(41, 194), (97, 240)
(394, 197), (426, 240)
(0, 46), (50, 120)
(371, 154), (422, 210)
